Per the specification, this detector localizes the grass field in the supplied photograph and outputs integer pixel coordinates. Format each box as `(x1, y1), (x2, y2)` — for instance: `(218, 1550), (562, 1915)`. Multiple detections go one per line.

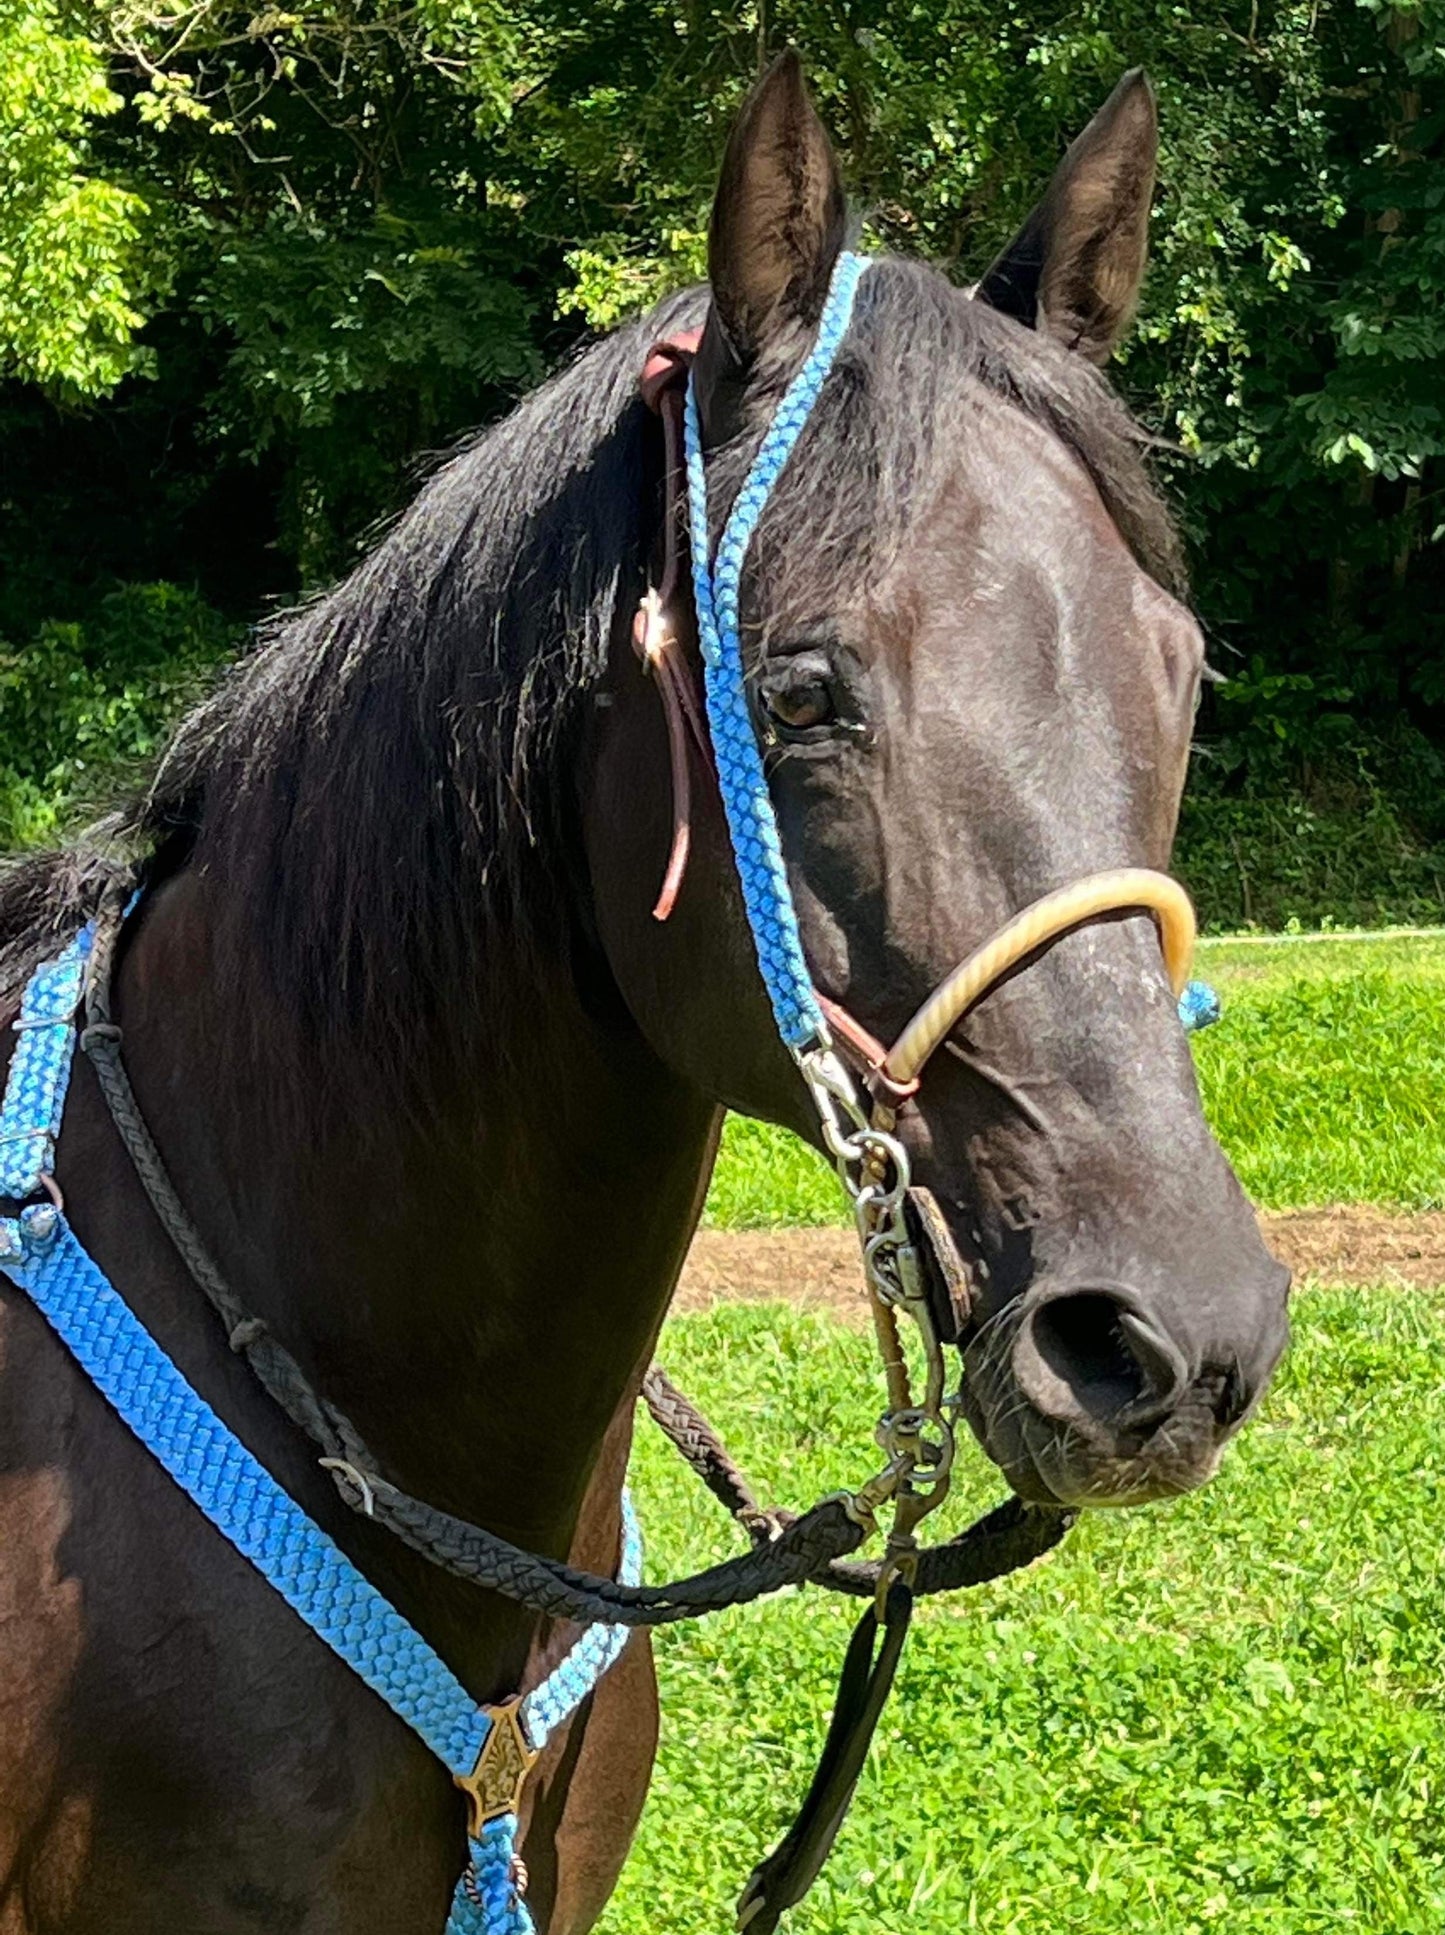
(704, 931), (1445, 1227)
(603, 1289), (1445, 1934)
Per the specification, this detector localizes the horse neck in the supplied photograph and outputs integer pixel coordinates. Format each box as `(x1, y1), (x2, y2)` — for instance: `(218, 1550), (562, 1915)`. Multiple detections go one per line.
(110, 864), (720, 1559)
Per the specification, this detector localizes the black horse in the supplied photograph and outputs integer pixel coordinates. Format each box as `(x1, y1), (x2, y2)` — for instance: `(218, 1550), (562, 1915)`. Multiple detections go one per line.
(0, 54), (1287, 1934)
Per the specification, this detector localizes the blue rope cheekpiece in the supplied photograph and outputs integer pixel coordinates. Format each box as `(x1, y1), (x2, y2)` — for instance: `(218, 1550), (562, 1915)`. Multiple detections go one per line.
(0, 926), (641, 1935)
(684, 248), (873, 1053)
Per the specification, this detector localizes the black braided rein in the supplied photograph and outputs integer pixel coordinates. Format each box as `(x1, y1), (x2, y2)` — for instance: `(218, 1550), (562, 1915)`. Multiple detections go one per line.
(79, 885), (1070, 1625)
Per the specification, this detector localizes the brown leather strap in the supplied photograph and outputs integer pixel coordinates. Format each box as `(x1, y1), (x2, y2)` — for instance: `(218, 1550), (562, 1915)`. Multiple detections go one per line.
(736, 1582), (914, 1933)
(634, 334), (710, 920)
(640, 328), (703, 413)
(815, 993), (920, 1109)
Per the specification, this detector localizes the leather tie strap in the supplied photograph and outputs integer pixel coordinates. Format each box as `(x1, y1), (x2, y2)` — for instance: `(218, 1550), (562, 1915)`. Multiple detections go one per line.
(736, 1581), (915, 1934)
(640, 329), (703, 413)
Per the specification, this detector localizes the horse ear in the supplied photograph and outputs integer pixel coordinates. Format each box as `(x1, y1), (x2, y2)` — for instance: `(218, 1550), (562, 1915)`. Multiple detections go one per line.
(695, 52), (847, 436)
(974, 69), (1157, 365)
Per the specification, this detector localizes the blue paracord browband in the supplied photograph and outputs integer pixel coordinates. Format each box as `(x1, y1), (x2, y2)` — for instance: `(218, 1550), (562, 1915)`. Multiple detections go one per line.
(685, 248), (873, 1052)
(0, 930), (640, 1935)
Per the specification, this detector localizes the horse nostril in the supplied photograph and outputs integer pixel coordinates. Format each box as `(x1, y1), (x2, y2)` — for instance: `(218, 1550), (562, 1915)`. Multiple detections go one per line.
(1013, 1288), (1189, 1433)
(1207, 1360), (1252, 1428)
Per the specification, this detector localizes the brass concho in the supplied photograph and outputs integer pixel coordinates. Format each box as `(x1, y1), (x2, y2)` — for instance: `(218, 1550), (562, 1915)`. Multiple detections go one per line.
(455, 1700), (540, 1836)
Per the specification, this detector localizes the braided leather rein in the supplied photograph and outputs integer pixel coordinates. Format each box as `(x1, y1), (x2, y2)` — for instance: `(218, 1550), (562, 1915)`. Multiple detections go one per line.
(78, 881), (1071, 1627)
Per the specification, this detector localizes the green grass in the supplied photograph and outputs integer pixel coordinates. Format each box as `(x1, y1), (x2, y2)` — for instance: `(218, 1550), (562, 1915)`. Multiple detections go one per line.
(603, 1290), (1445, 1935)
(704, 931), (1445, 1225)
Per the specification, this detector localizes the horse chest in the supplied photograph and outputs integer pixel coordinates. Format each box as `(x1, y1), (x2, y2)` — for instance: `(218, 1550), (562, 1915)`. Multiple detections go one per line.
(0, 1384), (86, 1935)
(0, 1289), (470, 1933)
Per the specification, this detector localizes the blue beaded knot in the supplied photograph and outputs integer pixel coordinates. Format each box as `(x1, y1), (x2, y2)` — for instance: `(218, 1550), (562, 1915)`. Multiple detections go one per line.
(1178, 980), (1222, 1033)
(450, 1819), (534, 1935)
(685, 249), (873, 1051)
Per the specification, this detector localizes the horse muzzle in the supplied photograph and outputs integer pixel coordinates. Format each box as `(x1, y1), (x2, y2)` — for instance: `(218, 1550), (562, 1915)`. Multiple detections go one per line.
(957, 1265), (1290, 1508)
(800, 865), (1279, 1517)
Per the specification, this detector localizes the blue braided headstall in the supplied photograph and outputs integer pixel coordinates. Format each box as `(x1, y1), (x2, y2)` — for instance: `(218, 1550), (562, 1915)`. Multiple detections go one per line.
(0, 921), (641, 1935)
(683, 250), (871, 1054)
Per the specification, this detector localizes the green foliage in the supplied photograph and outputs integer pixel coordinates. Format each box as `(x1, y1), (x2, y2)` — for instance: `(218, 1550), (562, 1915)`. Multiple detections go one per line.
(1193, 958), (1445, 1210)
(703, 931), (1445, 1226)
(196, 215), (540, 573)
(0, 0), (156, 391)
(483, 0), (1445, 755)
(1, 0), (1443, 885)
(611, 1288), (1445, 1932)
(201, 221), (538, 455)
(705, 1112), (842, 1230)
(1176, 765), (1445, 934)
(48, 0), (554, 577)
(0, 580), (235, 846)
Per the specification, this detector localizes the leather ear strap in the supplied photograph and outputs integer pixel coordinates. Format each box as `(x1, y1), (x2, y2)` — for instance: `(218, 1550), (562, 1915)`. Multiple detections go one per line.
(735, 1582), (914, 1933)
(640, 327), (704, 413)
(633, 329), (713, 922)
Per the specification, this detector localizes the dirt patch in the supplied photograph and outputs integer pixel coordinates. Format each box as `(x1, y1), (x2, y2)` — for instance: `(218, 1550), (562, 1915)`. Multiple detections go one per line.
(675, 1228), (870, 1318)
(1266, 1205), (1445, 1289)
(675, 1207), (1445, 1322)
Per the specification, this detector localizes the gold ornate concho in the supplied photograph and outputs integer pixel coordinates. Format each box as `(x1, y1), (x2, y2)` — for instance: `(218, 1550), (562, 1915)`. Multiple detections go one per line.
(454, 1699), (541, 1838)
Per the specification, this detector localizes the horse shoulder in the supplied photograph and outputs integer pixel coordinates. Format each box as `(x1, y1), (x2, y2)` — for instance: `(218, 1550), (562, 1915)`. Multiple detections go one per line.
(0, 1289), (91, 1930)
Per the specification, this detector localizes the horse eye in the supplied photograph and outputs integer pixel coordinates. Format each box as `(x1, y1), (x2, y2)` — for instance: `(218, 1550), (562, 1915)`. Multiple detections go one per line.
(764, 678), (835, 733)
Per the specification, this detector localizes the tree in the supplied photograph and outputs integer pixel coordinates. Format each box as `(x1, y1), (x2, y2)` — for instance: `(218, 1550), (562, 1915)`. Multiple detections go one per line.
(0, 0), (1441, 863)
(0, 0), (155, 392)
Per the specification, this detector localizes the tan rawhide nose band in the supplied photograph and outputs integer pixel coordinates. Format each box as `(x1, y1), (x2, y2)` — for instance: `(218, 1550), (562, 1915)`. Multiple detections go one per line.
(883, 869), (1197, 1086)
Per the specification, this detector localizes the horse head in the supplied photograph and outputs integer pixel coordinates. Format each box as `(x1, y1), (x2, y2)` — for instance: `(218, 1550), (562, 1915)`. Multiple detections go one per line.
(585, 54), (1289, 1512)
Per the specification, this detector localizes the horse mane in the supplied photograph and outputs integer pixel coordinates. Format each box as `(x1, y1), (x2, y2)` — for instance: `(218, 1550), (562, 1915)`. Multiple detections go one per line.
(0, 259), (1181, 1093)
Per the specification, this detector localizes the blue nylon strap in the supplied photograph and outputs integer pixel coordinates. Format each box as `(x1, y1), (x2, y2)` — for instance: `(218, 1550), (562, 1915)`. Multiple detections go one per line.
(0, 932), (641, 1935)
(684, 249), (873, 1052)
(0, 922), (91, 1199)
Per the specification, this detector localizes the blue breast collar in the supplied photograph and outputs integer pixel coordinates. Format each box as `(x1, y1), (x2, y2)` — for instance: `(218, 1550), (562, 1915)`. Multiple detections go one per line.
(0, 918), (640, 1935)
